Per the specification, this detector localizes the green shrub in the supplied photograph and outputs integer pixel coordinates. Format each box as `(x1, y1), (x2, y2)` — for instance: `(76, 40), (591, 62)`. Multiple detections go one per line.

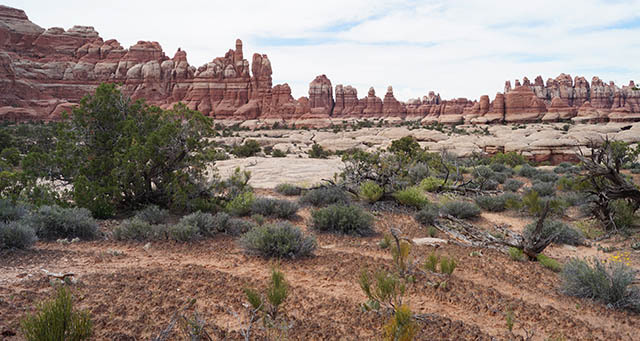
(475, 195), (507, 212)
(392, 186), (429, 209)
(517, 164), (539, 178)
(299, 187), (349, 207)
(240, 221), (316, 258)
(440, 256), (457, 275)
(490, 152), (527, 167)
(311, 204), (374, 236)
(308, 143), (329, 159)
(359, 181), (384, 203)
(275, 183), (301, 196)
(503, 178), (524, 192)
(51, 84), (216, 217)
(233, 139), (261, 157)
(530, 181), (555, 197)
(226, 191), (255, 216)
(442, 201), (481, 219)
(415, 203), (440, 226)
(179, 211), (215, 236)
(502, 192), (523, 210)
(407, 163), (430, 184)
(167, 222), (200, 242)
(611, 199), (637, 230)
(0, 199), (28, 222)
(508, 247), (525, 261)
(419, 176), (445, 192)
(423, 252), (439, 272)
(492, 172), (508, 184)
(0, 221), (36, 250)
(523, 220), (585, 246)
(133, 205), (169, 225)
(556, 175), (579, 191)
(271, 149), (287, 157)
(26, 205), (98, 241)
(251, 197), (299, 219)
(561, 258), (640, 311)
(113, 218), (165, 241)
(489, 163), (511, 173)
(534, 171), (559, 183)
(209, 212), (256, 236)
(21, 286), (92, 341)
(472, 165), (494, 179)
(537, 254), (562, 272)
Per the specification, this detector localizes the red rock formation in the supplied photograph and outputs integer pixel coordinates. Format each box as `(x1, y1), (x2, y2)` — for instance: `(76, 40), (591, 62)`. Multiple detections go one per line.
(382, 86), (406, 118)
(504, 85), (547, 123)
(307, 75), (333, 117)
(1, 4), (639, 125)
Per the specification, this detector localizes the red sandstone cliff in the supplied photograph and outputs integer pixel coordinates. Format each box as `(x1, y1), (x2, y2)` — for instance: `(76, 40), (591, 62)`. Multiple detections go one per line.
(1, 5), (639, 124)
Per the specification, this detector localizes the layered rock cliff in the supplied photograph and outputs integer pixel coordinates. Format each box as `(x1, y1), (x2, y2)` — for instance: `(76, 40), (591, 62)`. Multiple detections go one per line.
(1, 5), (639, 125)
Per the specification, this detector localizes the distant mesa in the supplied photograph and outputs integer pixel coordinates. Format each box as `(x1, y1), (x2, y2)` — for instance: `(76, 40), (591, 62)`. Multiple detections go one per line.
(0, 5), (639, 125)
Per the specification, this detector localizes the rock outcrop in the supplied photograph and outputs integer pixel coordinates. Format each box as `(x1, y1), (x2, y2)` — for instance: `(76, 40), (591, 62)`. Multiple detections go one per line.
(1, 5), (639, 125)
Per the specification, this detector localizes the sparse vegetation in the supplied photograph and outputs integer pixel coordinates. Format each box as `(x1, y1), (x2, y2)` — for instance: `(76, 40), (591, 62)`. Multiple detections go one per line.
(0, 221), (36, 250)
(393, 186), (429, 209)
(311, 204), (374, 236)
(537, 254), (562, 272)
(508, 247), (525, 262)
(503, 178), (524, 192)
(240, 221), (316, 258)
(561, 257), (640, 312)
(21, 286), (93, 341)
(275, 183), (301, 196)
(415, 203), (440, 226)
(251, 197), (299, 219)
(25, 205), (98, 241)
(299, 187), (349, 207)
(523, 220), (585, 246)
(359, 181), (384, 203)
(308, 143), (330, 159)
(442, 201), (481, 219)
(233, 139), (262, 157)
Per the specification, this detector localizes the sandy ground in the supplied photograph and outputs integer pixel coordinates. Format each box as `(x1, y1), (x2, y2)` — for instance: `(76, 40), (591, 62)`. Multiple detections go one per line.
(2, 195), (639, 340)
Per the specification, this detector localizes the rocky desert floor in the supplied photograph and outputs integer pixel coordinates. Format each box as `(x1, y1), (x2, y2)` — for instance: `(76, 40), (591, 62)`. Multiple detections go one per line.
(3, 125), (640, 340)
(1, 183), (640, 340)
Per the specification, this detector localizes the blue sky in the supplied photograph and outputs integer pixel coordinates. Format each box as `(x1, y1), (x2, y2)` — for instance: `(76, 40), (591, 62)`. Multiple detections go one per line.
(6, 0), (640, 101)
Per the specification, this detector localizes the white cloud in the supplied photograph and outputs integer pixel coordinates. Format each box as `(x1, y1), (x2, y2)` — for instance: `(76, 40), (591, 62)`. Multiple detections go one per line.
(6, 0), (640, 101)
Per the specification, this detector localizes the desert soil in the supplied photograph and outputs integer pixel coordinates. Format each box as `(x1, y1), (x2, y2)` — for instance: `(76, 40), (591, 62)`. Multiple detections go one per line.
(1, 186), (639, 340)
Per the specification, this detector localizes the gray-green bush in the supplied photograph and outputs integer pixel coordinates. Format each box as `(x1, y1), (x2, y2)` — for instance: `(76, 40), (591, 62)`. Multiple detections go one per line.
(517, 164), (539, 178)
(275, 183), (302, 196)
(415, 203), (440, 226)
(299, 187), (349, 207)
(561, 258), (640, 312)
(503, 178), (524, 192)
(442, 201), (481, 219)
(167, 222), (200, 242)
(0, 199), (28, 222)
(523, 220), (584, 246)
(133, 205), (169, 225)
(26, 206), (98, 241)
(240, 221), (316, 258)
(209, 212), (257, 236)
(113, 218), (165, 241)
(0, 221), (36, 250)
(179, 211), (215, 236)
(530, 181), (555, 197)
(311, 204), (374, 236)
(251, 197), (299, 219)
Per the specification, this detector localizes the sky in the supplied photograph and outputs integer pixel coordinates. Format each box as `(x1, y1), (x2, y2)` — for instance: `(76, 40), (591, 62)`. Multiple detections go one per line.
(6, 0), (640, 102)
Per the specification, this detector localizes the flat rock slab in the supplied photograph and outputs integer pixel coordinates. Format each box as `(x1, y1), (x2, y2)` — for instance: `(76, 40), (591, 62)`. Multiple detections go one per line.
(215, 156), (344, 189)
(412, 237), (448, 246)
